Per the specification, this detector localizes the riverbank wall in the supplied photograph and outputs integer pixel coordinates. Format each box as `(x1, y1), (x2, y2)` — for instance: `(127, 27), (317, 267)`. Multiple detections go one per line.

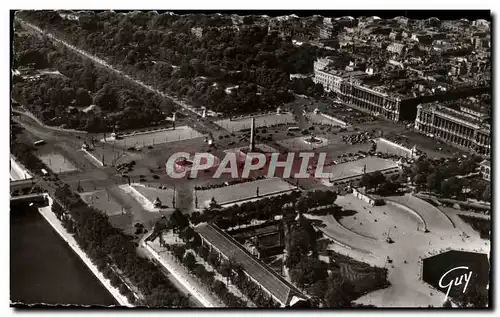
(38, 195), (133, 307)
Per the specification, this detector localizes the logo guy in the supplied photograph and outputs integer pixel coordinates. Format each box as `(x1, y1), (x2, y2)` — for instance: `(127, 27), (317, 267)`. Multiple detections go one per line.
(438, 266), (473, 302)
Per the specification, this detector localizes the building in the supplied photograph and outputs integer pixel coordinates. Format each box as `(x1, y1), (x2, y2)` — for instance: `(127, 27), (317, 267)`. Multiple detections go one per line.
(191, 27), (203, 38)
(313, 67), (344, 94)
(317, 18), (337, 40)
(194, 222), (309, 307)
(58, 11), (79, 21)
(415, 101), (491, 156)
(229, 220), (284, 259)
(479, 160), (491, 181)
(336, 70), (489, 122)
(386, 42), (406, 55)
(352, 187), (385, 206)
(339, 78), (404, 121)
(313, 58), (332, 71)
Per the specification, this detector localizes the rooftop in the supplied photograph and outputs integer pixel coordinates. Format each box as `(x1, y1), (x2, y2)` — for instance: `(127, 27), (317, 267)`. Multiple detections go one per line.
(194, 222), (307, 306)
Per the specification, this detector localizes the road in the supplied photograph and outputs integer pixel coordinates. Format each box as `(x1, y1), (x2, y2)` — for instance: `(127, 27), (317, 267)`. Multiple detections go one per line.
(136, 232), (204, 307)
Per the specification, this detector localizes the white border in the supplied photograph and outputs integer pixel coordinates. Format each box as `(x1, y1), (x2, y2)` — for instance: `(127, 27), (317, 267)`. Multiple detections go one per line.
(2, 3), (498, 317)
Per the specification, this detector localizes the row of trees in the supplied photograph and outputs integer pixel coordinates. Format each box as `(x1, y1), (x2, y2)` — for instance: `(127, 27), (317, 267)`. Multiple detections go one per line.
(162, 210), (268, 307)
(18, 11), (330, 115)
(359, 171), (402, 196)
(405, 155), (490, 201)
(13, 30), (175, 132)
(168, 243), (247, 307)
(296, 190), (338, 212)
(193, 243), (277, 307)
(51, 183), (189, 307)
(10, 121), (53, 178)
(162, 209), (279, 307)
(194, 190), (335, 230)
(190, 191), (302, 229)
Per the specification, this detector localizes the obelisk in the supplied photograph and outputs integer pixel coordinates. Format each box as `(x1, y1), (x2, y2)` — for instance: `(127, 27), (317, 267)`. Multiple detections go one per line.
(249, 117), (255, 152)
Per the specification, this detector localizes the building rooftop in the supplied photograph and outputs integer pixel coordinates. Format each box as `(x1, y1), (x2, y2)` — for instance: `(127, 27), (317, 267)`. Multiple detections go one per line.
(480, 159), (490, 168)
(420, 100), (490, 129)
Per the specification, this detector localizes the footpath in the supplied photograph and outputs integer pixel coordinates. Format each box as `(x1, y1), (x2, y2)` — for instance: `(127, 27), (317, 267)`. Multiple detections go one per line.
(143, 239), (223, 308)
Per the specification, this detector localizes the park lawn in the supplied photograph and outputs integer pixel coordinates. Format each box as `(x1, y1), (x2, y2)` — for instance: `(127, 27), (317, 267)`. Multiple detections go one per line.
(38, 152), (78, 173)
(215, 113), (295, 132)
(196, 177), (296, 207)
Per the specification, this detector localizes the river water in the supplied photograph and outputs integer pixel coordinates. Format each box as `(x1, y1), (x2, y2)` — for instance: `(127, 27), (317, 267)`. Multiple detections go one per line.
(10, 201), (117, 306)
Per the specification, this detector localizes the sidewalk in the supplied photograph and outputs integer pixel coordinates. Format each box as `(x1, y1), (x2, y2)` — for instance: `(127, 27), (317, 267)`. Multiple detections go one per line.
(144, 240), (223, 308)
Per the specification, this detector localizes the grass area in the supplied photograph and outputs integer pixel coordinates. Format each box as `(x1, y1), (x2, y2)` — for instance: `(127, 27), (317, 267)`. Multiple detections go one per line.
(132, 183), (175, 209)
(327, 250), (390, 299)
(80, 190), (125, 216)
(38, 153), (78, 173)
(325, 156), (399, 181)
(86, 145), (140, 167)
(196, 178), (297, 207)
(215, 113), (295, 132)
(458, 215), (490, 239)
(102, 126), (203, 148)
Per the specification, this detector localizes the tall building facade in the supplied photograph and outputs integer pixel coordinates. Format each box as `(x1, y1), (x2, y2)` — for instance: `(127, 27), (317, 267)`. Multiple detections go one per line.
(339, 79), (403, 121)
(415, 103), (491, 156)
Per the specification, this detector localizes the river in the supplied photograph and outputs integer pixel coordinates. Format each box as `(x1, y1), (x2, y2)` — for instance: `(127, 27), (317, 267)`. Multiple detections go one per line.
(10, 201), (117, 306)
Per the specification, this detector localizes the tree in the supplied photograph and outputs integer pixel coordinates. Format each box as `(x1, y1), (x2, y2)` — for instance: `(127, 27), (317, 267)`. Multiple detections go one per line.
(172, 244), (186, 260)
(296, 197), (308, 214)
(197, 245), (209, 260)
(207, 251), (220, 268)
(426, 172), (441, 193)
(290, 257), (328, 288)
(189, 233), (202, 249)
(286, 217), (318, 268)
(220, 259), (237, 284)
(360, 173), (374, 189)
(211, 280), (227, 297)
(179, 226), (195, 242)
(440, 177), (463, 198)
(93, 84), (118, 111)
(314, 83), (324, 96)
(183, 252), (197, 271)
(75, 87), (92, 107)
(81, 62), (96, 91)
(481, 186), (491, 202)
(309, 279), (328, 299)
(168, 209), (189, 233)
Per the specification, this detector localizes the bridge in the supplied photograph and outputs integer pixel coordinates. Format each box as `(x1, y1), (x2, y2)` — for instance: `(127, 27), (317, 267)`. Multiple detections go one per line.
(10, 192), (49, 206)
(10, 177), (41, 193)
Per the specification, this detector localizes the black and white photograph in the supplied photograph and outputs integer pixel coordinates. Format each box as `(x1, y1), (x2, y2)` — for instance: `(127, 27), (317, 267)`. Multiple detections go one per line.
(8, 7), (492, 309)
